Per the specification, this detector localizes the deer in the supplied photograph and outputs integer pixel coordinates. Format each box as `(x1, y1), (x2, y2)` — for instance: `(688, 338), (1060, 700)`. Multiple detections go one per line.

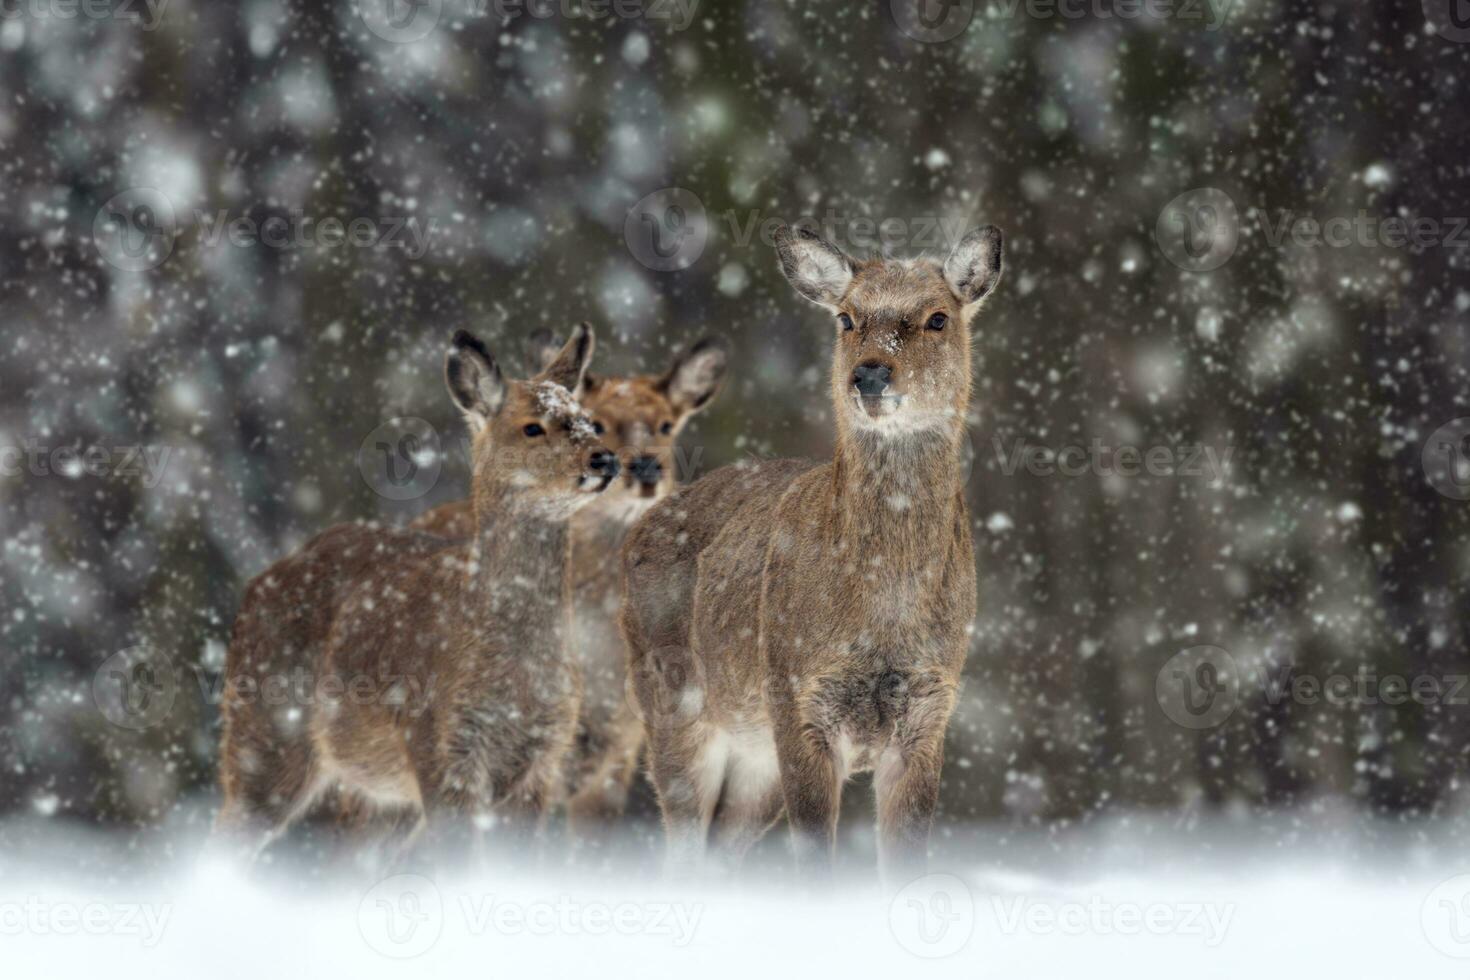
(215, 325), (619, 860)
(411, 332), (729, 829)
(620, 222), (1003, 885)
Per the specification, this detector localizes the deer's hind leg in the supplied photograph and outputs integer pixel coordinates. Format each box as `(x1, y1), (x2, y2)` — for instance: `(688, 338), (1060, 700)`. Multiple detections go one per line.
(709, 729), (785, 867)
(215, 732), (327, 861)
(645, 724), (727, 876)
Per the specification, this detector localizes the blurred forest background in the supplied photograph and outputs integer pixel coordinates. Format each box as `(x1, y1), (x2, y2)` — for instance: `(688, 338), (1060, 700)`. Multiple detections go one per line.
(1, 0), (1469, 838)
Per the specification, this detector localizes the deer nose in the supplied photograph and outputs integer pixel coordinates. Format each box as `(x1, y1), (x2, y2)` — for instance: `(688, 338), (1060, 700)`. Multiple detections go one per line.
(630, 454), (663, 486)
(589, 450), (620, 478)
(851, 361), (892, 397)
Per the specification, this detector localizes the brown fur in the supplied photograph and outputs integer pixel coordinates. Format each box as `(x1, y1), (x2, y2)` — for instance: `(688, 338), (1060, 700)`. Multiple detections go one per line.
(411, 336), (729, 828)
(215, 326), (616, 860)
(620, 223), (1004, 883)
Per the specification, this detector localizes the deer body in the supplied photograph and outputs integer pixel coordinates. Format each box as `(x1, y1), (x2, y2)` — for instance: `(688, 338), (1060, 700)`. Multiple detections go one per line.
(412, 336), (729, 827)
(216, 326), (616, 858)
(622, 223), (1003, 880)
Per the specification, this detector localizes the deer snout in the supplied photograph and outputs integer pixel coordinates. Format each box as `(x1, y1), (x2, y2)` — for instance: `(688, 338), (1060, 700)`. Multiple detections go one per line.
(589, 449), (620, 479)
(851, 360), (893, 397)
(630, 453), (663, 487)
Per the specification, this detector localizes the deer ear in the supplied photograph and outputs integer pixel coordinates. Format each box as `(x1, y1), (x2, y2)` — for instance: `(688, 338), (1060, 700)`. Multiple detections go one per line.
(660, 337), (729, 414)
(773, 225), (855, 309)
(537, 322), (595, 393)
(524, 329), (564, 375)
(943, 225), (1004, 316)
(445, 329), (506, 431)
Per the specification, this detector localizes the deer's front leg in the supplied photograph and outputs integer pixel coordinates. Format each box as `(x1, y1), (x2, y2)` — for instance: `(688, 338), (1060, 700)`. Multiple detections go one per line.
(874, 678), (957, 888)
(771, 702), (841, 874)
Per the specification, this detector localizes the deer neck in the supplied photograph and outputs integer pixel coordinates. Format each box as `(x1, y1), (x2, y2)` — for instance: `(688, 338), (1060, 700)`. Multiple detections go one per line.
(463, 491), (572, 658)
(830, 421), (966, 572)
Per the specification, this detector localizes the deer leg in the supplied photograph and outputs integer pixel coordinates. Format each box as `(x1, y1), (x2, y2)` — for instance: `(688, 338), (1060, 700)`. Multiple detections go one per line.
(773, 719), (841, 874)
(874, 690), (954, 888)
(214, 741), (324, 862)
(567, 723), (644, 830)
(646, 726), (726, 877)
(710, 779), (785, 868)
(709, 731), (784, 868)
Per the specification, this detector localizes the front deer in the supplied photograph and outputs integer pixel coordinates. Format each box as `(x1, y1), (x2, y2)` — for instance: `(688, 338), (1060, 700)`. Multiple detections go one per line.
(216, 326), (618, 858)
(621, 223), (1003, 882)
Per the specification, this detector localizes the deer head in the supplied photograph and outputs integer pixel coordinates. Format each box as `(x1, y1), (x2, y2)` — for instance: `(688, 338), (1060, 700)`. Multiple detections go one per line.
(522, 329), (728, 509)
(774, 223), (1003, 439)
(446, 324), (619, 521)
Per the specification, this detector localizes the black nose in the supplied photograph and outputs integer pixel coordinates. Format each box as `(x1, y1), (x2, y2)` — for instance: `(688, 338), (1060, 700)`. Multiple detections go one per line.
(630, 454), (663, 486)
(851, 361), (892, 397)
(589, 450), (620, 478)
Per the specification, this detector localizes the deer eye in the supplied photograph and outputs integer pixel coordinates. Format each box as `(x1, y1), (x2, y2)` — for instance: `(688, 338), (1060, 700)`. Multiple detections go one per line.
(838, 313), (854, 332)
(659, 421), (674, 436)
(523, 423), (545, 437)
(592, 420), (606, 435)
(925, 312), (948, 332)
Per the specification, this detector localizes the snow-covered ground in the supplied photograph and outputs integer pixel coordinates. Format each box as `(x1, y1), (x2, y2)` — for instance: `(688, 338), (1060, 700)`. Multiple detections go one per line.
(4, 804), (1469, 978)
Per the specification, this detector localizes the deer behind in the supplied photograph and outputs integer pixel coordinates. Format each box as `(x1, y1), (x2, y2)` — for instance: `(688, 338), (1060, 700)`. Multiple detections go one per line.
(216, 326), (618, 858)
(621, 223), (1003, 882)
(413, 333), (729, 827)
